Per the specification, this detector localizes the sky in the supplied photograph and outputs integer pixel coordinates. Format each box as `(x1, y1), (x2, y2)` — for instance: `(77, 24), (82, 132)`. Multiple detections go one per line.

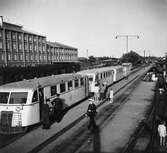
(0, 0), (167, 58)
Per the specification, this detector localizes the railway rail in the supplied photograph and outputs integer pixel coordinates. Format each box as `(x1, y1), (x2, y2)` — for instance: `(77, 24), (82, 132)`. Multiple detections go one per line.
(0, 66), (152, 153)
(28, 67), (151, 153)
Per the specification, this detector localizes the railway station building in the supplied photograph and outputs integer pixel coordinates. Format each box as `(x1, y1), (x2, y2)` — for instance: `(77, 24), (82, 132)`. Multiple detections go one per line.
(0, 16), (78, 67)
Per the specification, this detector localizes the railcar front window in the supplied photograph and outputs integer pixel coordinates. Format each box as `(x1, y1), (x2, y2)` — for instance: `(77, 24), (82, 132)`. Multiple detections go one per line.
(9, 92), (28, 104)
(0, 92), (9, 104)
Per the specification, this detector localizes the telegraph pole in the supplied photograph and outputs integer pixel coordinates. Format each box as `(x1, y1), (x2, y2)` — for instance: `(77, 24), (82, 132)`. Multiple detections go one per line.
(86, 49), (88, 59)
(115, 35), (139, 53)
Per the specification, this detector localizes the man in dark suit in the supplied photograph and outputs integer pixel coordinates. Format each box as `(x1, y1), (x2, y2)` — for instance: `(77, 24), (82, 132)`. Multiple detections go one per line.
(86, 99), (97, 131)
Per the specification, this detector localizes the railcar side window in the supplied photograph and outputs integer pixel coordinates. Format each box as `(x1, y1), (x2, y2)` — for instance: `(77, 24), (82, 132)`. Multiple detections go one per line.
(80, 78), (84, 86)
(0, 92), (9, 104)
(75, 79), (79, 88)
(51, 85), (57, 96)
(68, 81), (73, 90)
(95, 74), (99, 81)
(9, 92), (28, 104)
(88, 77), (93, 82)
(32, 90), (38, 102)
(101, 73), (103, 79)
(60, 83), (66, 93)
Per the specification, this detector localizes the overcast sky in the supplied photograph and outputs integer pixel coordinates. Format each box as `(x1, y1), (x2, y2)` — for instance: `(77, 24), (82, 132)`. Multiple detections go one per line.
(0, 0), (167, 58)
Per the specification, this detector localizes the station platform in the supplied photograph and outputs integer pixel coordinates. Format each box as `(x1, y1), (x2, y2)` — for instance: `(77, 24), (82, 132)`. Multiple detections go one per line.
(78, 80), (156, 152)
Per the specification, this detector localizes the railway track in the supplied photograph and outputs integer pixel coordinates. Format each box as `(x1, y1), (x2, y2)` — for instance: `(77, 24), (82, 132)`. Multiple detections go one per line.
(0, 66), (151, 153)
(27, 67), (149, 153)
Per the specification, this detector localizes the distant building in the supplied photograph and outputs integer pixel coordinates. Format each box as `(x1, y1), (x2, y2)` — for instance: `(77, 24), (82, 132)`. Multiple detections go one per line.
(47, 41), (78, 63)
(0, 16), (78, 67)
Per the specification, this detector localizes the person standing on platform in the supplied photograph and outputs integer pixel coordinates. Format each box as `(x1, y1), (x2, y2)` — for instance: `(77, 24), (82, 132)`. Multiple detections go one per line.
(94, 83), (100, 103)
(42, 103), (50, 129)
(99, 83), (106, 101)
(109, 89), (114, 103)
(86, 99), (97, 131)
(51, 93), (63, 122)
(158, 121), (166, 146)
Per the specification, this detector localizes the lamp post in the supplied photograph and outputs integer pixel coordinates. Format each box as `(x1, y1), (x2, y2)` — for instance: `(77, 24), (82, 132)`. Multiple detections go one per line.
(115, 35), (139, 53)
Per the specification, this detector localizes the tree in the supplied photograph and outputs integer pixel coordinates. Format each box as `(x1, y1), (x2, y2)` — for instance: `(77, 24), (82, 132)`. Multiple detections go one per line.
(88, 56), (96, 64)
(120, 51), (143, 66)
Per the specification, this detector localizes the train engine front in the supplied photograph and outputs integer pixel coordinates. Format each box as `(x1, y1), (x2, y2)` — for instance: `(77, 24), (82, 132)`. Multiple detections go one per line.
(0, 87), (37, 134)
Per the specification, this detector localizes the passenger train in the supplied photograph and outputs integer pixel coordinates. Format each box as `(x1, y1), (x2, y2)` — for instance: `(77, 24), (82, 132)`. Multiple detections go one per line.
(0, 63), (132, 134)
(78, 64), (132, 93)
(0, 73), (89, 134)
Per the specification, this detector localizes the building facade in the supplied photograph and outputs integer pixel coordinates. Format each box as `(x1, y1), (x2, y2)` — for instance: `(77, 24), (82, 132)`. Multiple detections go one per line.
(0, 17), (78, 67)
(47, 41), (78, 63)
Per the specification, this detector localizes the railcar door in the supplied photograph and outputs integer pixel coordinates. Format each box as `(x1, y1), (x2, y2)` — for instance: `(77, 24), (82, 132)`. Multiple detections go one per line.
(38, 87), (44, 120)
(85, 76), (89, 97)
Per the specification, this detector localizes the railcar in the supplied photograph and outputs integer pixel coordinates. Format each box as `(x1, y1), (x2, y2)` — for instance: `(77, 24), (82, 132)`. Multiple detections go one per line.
(78, 65), (132, 93)
(112, 65), (124, 82)
(0, 73), (89, 134)
(122, 63), (132, 77)
(78, 66), (115, 93)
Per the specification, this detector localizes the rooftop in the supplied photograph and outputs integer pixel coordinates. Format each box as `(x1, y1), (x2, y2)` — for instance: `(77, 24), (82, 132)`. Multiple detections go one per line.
(47, 41), (78, 50)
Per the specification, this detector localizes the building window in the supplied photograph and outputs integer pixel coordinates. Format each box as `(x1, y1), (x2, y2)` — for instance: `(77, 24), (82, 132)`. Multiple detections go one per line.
(30, 55), (33, 61)
(18, 43), (22, 50)
(51, 48), (54, 53)
(1, 53), (4, 61)
(44, 55), (46, 60)
(0, 30), (2, 38)
(20, 54), (23, 61)
(13, 42), (17, 50)
(6, 31), (10, 39)
(8, 54), (11, 61)
(24, 35), (27, 41)
(42, 38), (45, 43)
(12, 32), (16, 40)
(0, 41), (3, 49)
(33, 36), (36, 42)
(42, 45), (45, 52)
(35, 55), (38, 61)
(29, 44), (32, 51)
(7, 41), (10, 50)
(29, 35), (32, 42)
(38, 37), (41, 44)
(39, 45), (42, 52)
(24, 43), (28, 50)
(26, 55), (29, 61)
(18, 34), (22, 41)
(14, 54), (17, 61)
(34, 45), (37, 51)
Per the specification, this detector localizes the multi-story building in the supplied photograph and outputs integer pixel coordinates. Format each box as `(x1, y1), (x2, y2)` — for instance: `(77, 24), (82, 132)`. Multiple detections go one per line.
(47, 41), (78, 63)
(0, 16), (78, 67)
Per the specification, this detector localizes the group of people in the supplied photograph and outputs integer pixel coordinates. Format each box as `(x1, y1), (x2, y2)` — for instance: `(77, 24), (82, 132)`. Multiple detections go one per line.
(93, 82), (114, 104)
(42, 81), (114, 131)
(86, 82), (114, 132)
(42, 93), (63, 129)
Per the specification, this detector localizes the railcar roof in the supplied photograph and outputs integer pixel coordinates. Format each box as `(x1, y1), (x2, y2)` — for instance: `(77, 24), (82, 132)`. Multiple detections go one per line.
(0, 73), (82, 90)
(78, 65), (123, 75)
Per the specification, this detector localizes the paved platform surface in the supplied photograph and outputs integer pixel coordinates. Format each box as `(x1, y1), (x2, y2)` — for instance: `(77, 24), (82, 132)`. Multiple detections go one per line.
(79, 81), (156, 153)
